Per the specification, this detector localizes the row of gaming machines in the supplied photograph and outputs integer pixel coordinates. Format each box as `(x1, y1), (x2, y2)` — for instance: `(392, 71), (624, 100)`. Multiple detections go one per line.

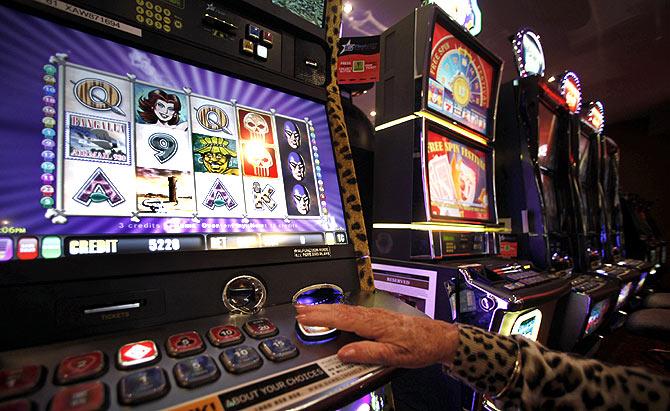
(0, 1), (657, 411)
(369, 4), (657, 410)
(0, 0), (411, 410)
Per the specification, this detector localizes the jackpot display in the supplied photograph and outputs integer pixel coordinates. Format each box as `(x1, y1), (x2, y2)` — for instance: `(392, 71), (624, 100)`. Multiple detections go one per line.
(0, 5), (347, 261)
(427, 22), (494, 136)
(426, 129), (492, 222)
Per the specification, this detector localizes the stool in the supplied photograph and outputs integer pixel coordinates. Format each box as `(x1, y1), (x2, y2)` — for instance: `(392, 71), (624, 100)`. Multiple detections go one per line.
(644, 293), (670, 309)
(625, 309), (670, 337)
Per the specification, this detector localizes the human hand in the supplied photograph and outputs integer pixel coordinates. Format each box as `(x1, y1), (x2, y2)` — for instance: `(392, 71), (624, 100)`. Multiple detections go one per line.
(295, 304), (459, 368)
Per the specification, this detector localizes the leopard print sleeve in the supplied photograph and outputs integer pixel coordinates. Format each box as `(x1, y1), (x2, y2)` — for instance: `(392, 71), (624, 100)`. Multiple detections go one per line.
(446, 324), (670, 410)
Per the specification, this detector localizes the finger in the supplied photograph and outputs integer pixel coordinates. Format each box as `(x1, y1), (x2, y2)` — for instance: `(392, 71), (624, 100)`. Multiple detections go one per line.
(336, 341), (405, 366)
(295, 304), (387, 339)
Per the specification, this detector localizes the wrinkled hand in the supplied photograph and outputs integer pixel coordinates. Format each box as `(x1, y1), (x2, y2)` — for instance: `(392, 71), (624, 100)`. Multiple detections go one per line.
(295, 304), (459, 368)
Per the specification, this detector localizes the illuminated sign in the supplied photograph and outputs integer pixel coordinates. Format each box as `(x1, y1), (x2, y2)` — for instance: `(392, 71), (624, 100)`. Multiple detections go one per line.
(560, 71), (582, 114)
(426, 0), (482, 36)
(585, 101), (605, 133)
(512, 29), (545, 77)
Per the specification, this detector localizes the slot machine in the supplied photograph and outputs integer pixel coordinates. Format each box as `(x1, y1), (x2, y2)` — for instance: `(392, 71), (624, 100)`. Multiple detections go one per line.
(0, 1), (418, 410)
(494, 29), (620, 354)
(371, 7), (571, 410)
(601, 137), (654, 293)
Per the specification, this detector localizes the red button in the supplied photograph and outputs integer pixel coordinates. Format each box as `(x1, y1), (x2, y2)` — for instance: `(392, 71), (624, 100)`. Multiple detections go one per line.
(50, 381), (106, 411)
(56, 351), (106, 385)
(166, 331), (204, 358)
(244, 318), (278, 339)
(207, 325), (244, 347)
(0, 365), (44, 400)
(0, 399), (33, 411)
(16, 238), (38, 260)
(117, 340), (159, 369)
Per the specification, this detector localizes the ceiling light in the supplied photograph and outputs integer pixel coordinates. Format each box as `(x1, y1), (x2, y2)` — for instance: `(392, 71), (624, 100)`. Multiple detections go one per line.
(370, 110), (376, 117)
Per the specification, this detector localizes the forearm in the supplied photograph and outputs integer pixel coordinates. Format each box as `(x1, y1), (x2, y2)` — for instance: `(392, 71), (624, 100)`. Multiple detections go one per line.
(445, 323), (670, 410)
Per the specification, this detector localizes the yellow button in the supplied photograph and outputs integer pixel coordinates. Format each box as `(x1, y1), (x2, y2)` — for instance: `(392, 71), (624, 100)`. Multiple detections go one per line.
(163, 8), (171, 16)
(163, 24), (171, 32)
(136, 6), (144, 14)
(145, 9), (153, 18)
(136, 14), (144, 23)
(146, 17), (154, 26)
(174, 20), (182, 29)
(145, 1), (153, 9)
(136, 0), (144, 5)
(163, 16), (171, 24)
(155, 21), (162, 29)
(154, 4), (162, 13)
(155, 14), (162, 22)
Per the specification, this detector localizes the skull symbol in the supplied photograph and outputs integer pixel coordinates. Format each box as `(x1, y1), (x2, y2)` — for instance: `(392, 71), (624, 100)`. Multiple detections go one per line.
(248, 147), (274, 177)
(287, 151), (305, 181)
(243, 112), (269, 141)
(292, 184), (310, 215)
(284, 120), (301, 149)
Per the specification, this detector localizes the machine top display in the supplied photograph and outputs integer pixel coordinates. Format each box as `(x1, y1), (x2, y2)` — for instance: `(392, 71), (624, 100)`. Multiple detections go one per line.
(426, 18), (500, 138)
(0, 5), (347, 265)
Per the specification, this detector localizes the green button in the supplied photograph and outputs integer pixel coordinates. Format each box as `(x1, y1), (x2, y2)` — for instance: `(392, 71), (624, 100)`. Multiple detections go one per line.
(41, 236), (62, 259)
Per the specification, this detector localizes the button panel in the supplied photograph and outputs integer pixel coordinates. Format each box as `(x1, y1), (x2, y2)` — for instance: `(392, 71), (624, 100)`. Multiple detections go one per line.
(118, 366), (169, 405)
(55, 351), (106, 385)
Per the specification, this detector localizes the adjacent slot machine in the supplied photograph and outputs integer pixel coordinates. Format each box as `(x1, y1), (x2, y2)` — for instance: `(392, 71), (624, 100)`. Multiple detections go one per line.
(494, 30), (620, 353)
(371, 6), (571, 410)
(0, 1), (418, 410)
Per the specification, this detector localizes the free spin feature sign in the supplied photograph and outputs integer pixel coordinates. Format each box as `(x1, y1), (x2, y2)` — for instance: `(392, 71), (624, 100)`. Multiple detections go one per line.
(426, 129), (490, 221)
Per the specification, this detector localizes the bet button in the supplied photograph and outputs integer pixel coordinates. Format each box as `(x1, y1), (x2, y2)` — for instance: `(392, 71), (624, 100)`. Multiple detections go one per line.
(0, 365), (44, 400)
(0, 399), (33, 411)
(173, 355), (219, 388)
(243, 318), (278, 339)
(259, 336), (298, 362)
(56, 351), (106, 385)
(208, 325), (244, 347)
(166, 331), (205, 358)
(117, 340), (159, 370)
(50, 381), (107, 411)
(117, 366), (169, 405)
(220, 346), (262, 374)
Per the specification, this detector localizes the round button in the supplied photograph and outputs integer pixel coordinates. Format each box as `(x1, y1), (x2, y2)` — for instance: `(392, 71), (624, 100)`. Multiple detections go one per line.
(163, 16), (171, 24)
(136, 6), (144, 14)
(145, 17), (154, 26)
(163, 25), (171, 32)
(174, 20), (182, 29)
(136, 14), (144, 23)
(222, 275), (266, 314)
(145, 9), (153, 18)
(154, 4), (162, 13)
(136, 0), (144, 5)
(155, 14), (163, 22)
(163, 8), (171, 16)
(145, 1), (153, 9)
(155, 21), (162, 30)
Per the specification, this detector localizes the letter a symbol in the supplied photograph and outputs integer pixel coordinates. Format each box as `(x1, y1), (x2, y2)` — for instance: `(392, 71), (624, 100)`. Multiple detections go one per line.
(74, 167), (125, 207)
(202, 178), (237, 210)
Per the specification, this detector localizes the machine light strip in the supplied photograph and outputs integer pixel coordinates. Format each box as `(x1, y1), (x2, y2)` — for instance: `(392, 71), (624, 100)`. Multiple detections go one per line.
(374, 114), (418, 132)
(414, 111), (490, 146)
(373, 222), (510, 233)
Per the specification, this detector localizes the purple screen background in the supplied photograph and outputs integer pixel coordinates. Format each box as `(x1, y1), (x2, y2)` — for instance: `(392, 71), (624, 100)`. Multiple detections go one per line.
(0, 5), (346, 237)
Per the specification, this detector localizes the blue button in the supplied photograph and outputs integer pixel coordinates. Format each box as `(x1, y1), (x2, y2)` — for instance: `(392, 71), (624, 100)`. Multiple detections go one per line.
(246, 24), (261, 40)
(118, 366), (169, 405)
(173, 355), (219, 388)
(259, 336), (298, 362)
(220, 346), (262, 374)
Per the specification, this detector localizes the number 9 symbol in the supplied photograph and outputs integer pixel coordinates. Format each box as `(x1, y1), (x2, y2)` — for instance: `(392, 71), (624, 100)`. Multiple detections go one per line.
(149, 132), (178, 163)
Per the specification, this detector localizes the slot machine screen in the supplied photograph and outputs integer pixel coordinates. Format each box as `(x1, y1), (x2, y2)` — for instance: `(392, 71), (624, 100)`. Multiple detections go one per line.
(537, 103), (558, 169)
(425, 126), (494, 223)
(271, 0), (326, 27)
(510, 309), (542, 341)
(540, 173), (560, 233)
(426, 21), (495, 137)
(584, 299), (610, 336)
(0, 5), (348, 264)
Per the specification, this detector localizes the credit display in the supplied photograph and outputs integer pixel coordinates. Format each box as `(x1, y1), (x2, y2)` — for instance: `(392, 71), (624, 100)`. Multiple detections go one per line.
(427, 22), (494, 136)
(426, 129), (492, 222)
(0, 5), (347, 261)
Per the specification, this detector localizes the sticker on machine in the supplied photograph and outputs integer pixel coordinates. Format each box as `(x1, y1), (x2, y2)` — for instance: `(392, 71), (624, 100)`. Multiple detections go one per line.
(167, 355), (383, 411)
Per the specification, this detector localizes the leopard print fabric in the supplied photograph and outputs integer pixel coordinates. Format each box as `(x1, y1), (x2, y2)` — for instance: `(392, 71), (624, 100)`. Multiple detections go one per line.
(324, 0), (375, 292)
(447, 324), (670, 410)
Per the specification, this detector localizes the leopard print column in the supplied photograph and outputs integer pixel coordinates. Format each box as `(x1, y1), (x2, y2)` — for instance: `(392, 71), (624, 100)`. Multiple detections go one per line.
(324, 0), (375, 292)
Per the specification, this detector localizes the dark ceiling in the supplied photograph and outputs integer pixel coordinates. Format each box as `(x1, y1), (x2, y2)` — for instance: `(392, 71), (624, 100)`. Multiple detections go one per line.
(341, 0), (670, 126)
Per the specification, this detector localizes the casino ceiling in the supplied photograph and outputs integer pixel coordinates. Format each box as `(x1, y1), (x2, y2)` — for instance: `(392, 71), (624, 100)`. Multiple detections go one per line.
(342, 0), (670, 125)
